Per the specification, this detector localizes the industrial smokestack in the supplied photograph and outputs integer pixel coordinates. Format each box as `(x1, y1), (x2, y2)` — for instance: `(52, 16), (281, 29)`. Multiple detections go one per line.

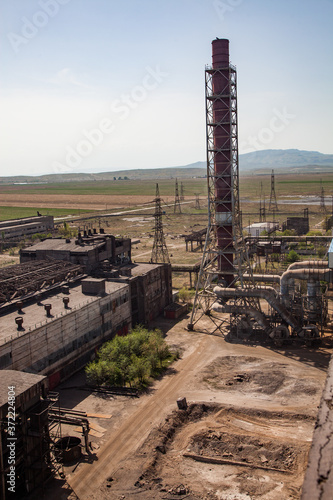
(211, 39), (234, 285)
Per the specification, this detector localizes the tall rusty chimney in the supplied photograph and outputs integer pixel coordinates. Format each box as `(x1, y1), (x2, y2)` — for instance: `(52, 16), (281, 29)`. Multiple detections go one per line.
(211, 39), (234, 284)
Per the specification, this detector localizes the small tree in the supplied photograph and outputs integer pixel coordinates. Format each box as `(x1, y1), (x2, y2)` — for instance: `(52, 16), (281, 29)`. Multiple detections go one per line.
(285, 249), (300, 264)
(317, 245), (327, 258)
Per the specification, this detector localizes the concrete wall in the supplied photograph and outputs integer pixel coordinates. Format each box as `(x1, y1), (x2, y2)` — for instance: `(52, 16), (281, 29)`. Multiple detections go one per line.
(0, 286), (131, 387)
(131, 264), (172, 325)
(301, 355), (333, 499)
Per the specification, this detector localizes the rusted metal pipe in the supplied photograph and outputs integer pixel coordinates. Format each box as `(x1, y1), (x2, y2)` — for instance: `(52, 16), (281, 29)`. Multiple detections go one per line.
(212, 302), (271, 332)
(280, 268), (331, 302)
(213, 286), (300, 331)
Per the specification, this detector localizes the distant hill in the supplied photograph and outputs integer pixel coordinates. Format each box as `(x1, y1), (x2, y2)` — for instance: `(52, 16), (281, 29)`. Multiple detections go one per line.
(0, 167), (206, 185)
(239, 149), (333, 174)
(0, 150), (332, 184)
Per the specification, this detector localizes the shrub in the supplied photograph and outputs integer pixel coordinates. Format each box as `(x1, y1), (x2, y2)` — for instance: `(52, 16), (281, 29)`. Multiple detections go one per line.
(178, 286), (194, 303)
(317, 245), (327, 258)
(306, 230), (323, 236)
(285, 250), (300, 263)
(85, 326), (174, 389)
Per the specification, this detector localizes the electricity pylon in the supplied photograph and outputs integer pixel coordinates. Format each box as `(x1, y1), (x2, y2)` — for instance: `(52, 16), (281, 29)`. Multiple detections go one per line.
(150, 183), (170, 264)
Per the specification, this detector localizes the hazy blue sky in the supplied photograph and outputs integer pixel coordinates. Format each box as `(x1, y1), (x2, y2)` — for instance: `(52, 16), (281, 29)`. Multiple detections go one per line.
(0, 0), (332, 176)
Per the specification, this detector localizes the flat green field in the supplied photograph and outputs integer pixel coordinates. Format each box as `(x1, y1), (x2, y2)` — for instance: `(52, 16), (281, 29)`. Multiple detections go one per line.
(0, 179), (208, 197)
(240, 172), (333, 199)
(1, 173), (331, 199)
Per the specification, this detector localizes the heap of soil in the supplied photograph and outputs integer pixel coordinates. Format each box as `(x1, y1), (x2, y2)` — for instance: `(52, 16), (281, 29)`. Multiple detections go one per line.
(125, 403), (311, 499)
(188, 430), (297, 471)
(201, 356), (320, 396)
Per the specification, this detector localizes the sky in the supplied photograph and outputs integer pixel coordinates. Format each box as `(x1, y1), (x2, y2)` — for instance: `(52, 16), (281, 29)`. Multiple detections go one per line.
(0, 0), (332, 177)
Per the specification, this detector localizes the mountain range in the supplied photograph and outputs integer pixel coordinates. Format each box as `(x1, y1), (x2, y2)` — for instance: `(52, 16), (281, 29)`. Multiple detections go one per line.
(0, 149), (332, 184)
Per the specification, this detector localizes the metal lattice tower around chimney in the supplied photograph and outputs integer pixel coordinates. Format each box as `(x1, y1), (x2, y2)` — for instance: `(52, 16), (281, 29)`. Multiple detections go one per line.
(174, 178), (182, 213)
(268, 170), (278, 212)
(150, 183), (170, 264)
(188, 38), (258, 332)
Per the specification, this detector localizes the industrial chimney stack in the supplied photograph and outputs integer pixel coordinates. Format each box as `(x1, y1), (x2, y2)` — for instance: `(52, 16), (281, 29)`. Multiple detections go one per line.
(189, 38), (248, 330)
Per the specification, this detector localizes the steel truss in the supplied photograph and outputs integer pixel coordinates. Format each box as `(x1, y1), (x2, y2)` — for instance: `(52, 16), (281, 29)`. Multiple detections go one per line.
(268, 169), (278, 212)
(189, 64), (259, 333)
(174, 179), (182, 214)
(150, 183), (170, 264)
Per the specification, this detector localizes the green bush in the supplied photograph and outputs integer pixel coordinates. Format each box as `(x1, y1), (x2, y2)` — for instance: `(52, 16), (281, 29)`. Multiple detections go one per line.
(58, 221), (77, 238)
(85, 326), (173, 389)
(306, 230), (323, 236)
(178, 286), (194, 303)
(317, 245), (327, 258)
(285, 250), (300, 263)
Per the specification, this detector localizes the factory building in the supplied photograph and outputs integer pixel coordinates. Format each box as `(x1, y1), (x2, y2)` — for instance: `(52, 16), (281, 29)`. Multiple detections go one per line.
(282, 209), (310, 235)
(0, 276), (131, 389)
(0, 215), (54, 240)
(0, 370), (52, 500)
(0, 230), (172, 390)
(20, 233), (131, 273)
(245, 222), (279, 238)
(117, 263), (172, 325)
(0, 233), (172, 498)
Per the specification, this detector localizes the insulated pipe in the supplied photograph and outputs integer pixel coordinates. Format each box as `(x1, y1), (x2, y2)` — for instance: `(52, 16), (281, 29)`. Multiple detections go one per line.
(280, 268), (331, 301)
(212, 302), (271, 331)
(213, 286), (300, 330)
(287, 260), (328, 270)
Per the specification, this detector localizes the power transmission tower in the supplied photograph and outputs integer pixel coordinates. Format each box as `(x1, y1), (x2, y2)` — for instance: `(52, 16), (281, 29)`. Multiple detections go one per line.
(268, 170), (278, 212)
(150, 183), (170, 264)
(180, 182), (185, 201)
(194, 193), (201, 210)
(320, 179), (326, 213)
(259, 182), (266, 222)
(174, 178), (182, 213)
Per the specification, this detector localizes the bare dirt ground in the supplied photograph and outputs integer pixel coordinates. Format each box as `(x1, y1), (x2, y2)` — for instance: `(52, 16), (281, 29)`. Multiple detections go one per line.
(37, 314), (332, 500)
(0, 194), (174, 211)
(0, 253), (19, 268)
